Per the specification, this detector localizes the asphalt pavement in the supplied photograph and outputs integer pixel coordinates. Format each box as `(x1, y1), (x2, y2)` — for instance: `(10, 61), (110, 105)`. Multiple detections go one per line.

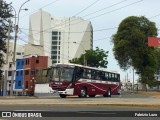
(0, 91), (160, 107)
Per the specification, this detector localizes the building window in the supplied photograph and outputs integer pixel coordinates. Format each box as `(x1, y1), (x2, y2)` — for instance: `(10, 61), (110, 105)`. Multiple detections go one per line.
(36, 60), (39, 64)
(52, 36), (58, 40)
(8, 71), (12, 76)
(16, 71), (19, 76)
(25, 70), (29, 75)
(16, 52), (21, 55)
(52, 46), (57, 50)
(25, 81), (28, 89)
(31, 70), (35, 76)
(52, 60), (57, 64)
(18, 81), (21, 86)
(17, 62), (20, 66)
(25, 59), (27, 65)
(52, 41), (57, 45)
(59, 37), (61, 40)
(25, 59), (30, 65)
(51, 51), (57, 54)
(51, 56), (57, 59)
(9, 63), (12, 68)
(22, 61), (24, 65)
(52, 31), (58, 35)
(59, 32), (61, 35)
(20, 70), (23, 76)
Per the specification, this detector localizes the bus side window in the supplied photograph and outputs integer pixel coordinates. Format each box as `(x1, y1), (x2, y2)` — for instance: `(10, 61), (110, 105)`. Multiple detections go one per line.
(109, 73), (112, 81)
(117, 74), (120, 82)
(104, 72), (108, 81)
(115, 74), (118, 82)
(100, 72), (105, 80)
(82, 69), (87, 79)
(95, 71), (102, 80)
(86, 69), (91, 79)
(111, 73), (115, 82)
(75, 67), (84, 80)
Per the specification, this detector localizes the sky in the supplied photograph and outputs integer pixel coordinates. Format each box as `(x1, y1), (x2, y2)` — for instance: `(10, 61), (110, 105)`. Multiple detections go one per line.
(5, 0), (160, 83)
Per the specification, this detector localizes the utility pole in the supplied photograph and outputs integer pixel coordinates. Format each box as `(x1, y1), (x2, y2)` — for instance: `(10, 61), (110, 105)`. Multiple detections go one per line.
(133, 68), (134, 91)
(12, 24), (18, 65)
(3, 70), (7, 96)
(6, 18), (12, 64)
(10, 70), (14, 96)
(0, 75), (3, 96)
(12, 0), (30, 65)
(73, 42), (86, 66)
(68, 18), (70, 62)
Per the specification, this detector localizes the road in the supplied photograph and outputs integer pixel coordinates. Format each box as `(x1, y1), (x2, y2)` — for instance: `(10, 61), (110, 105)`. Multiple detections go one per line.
(0, 91), (159, 120)
(34, 91), (151, 98)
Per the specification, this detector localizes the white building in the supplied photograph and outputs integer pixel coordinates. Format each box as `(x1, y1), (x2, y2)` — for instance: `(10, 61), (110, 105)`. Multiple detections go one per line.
(25, 9), (93, 64)
(2, 42), (25, 95)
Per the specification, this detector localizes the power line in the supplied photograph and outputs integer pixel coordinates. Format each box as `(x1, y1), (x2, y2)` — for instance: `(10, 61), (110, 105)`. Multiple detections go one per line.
(19, 26), (117, 33)
(19, 0), (127, 36)
(26, 0), (143, 37)
(81, 0), (128, 18)
(17, 0), (144, 52)
(18, 37), (73, 61)
(20, 0), (60, 19)
(73, 0), (100, 16)
(87, 0), (143, 20)
(19, 29), (112, 46)
(149, 13), (160, 19)
(55, 0), (143, 34)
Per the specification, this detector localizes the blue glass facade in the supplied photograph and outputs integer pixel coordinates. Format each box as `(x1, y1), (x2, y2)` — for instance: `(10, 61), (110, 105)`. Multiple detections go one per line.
(15, 59), (25, 89)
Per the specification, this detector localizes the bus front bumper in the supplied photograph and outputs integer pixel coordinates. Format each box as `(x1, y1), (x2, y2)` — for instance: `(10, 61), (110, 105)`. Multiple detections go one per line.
(58, 88), (74, 95)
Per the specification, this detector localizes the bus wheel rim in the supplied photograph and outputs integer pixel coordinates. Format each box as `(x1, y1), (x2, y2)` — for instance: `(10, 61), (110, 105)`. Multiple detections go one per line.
(108, 90), (111, 96)
(81, 89), (86, 96)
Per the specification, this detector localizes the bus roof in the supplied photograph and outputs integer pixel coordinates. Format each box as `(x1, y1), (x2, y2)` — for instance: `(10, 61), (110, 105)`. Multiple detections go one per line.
(51, 63), (119, 74)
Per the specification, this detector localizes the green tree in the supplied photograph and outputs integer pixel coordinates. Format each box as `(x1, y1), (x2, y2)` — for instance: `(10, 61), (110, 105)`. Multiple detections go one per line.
(0, 1), (13, 84)
(69, 47), (109, 68)
(154, 48), (160, 84)
(112, 16), (158, 90)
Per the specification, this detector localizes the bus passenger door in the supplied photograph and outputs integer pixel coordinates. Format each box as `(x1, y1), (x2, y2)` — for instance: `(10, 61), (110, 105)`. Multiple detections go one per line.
(73, 67), (84, 95)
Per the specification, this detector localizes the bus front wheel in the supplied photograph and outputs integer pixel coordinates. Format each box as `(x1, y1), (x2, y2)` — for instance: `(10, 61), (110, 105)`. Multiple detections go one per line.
(78, 87), (87, 98)
(89, 95), (96, 97)
(103, 89), (111, 97)
(59, 94), (67, 98)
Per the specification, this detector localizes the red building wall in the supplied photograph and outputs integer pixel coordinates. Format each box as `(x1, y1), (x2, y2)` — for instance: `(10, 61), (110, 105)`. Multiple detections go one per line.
(23, 56), (48, 95)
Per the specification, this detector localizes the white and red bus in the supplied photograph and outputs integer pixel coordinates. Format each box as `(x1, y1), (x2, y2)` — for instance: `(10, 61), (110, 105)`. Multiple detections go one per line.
(49, 63), (121, 98)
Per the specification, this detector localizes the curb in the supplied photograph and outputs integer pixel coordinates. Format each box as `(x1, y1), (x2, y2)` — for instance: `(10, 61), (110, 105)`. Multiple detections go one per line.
(128, 91), (160, 95)
(0, 102), (160, 108)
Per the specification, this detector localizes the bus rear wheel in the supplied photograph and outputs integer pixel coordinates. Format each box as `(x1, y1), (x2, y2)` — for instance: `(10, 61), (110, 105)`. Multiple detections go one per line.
(78, 87), (87, 98)
(59, 94), (67, 98)
(103, 89), (111, 97)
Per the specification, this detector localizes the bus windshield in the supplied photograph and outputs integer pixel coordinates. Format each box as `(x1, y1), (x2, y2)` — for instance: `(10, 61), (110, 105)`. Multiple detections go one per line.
(60, 67), (74, 82)
(50, 67), (74, 82)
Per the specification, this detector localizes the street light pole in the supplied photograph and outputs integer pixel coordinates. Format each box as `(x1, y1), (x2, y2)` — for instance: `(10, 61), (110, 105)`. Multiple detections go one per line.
(9, 4), (17, 30)
(12, 0), (30, 65)
(73, 42), (85, 66)
(133, 68), (134, 91)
